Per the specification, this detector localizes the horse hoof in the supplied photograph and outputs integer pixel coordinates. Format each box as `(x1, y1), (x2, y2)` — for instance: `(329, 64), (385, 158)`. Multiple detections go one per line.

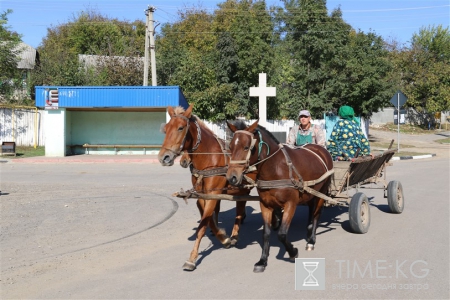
(253, 265), (266, 273)
(230, 236), (238, 247)
(305, 243), (315, 251)
(182, 261), (196, 271)
(289, 248), (299, 261)
(223, 237), (231, 249)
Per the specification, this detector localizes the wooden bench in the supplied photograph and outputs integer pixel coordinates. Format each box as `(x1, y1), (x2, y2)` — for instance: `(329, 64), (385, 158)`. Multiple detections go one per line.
(1, 142), (16, 156)
(80, 144), (162, 155)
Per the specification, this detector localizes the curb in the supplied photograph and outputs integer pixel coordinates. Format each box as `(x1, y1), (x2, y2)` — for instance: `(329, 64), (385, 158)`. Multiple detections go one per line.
(391, 154), (436, 161)
(3, 156), (179, 164)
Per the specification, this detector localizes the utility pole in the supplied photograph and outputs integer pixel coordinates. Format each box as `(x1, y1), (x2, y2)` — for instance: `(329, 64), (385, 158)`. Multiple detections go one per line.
(143, 6), (157, 86)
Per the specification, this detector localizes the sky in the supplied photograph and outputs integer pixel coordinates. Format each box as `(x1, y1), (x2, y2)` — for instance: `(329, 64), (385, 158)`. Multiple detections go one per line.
(2, 0), (449, 49)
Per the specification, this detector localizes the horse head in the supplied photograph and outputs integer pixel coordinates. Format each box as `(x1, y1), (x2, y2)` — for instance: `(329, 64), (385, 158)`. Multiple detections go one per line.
(158, 104), (194, 166)
(226, 120), (260, 186)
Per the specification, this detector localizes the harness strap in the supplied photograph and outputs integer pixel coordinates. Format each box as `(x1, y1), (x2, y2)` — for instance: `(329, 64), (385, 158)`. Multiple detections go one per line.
(280, 146), (304, 190)
(190, 166), (228, 178)
(257, 169), (334, 190)
(214, 135), (229, 164)
(298, 145), (329, 171)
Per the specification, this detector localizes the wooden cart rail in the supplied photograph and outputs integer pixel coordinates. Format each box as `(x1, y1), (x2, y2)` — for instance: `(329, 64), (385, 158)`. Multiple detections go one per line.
(331, 149), (396, 197)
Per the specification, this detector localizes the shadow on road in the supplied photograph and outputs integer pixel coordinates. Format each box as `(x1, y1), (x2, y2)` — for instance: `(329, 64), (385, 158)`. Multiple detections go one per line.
(184, 203), (352, 267)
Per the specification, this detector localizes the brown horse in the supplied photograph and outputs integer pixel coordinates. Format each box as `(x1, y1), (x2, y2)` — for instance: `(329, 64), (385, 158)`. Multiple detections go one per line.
(226, 120), (334, 272)
(158, 104), (255, 271)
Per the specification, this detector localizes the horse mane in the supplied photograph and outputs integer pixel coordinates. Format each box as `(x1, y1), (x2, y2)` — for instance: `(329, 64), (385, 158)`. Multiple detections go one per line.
(230, 119), (280, 144)
(173, 106), (186, 115)
(230, 119), (248, 130)
(257, 124), (280, 144)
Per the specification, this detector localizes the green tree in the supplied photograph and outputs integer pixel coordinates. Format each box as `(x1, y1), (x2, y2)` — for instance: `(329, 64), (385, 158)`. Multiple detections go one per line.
(276, 0), (354, 118)
(156, 1), (275, 120)
(398, 25), (450, 113)
(276, 0), (393, 118)
(338, 31), (394, 116)
(31, 9), (146, 88)
(0, 9), (24, 104)
(219, 0), (275, 119)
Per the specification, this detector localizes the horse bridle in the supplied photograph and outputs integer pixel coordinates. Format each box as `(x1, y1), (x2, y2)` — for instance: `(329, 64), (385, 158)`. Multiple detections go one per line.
(162, 114), (201, 157)
(228, 129), (274, 167)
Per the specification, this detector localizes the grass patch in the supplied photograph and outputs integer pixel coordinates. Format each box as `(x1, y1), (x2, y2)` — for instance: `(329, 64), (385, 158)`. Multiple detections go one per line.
(435, 138), (450, 144)
(370, 123), (436, 134)
(371, 141), (415, 149)
(1, 146), (45, 158)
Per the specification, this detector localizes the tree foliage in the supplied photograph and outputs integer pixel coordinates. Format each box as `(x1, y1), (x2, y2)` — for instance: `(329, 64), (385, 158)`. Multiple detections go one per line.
(395, 25), (450, 113)
(0, 9), (24, 104)
(8, 1), (445, 118)
(274, 0), (393, 119)
(156, 0), (275, 120)
(31, 9), (146, 88)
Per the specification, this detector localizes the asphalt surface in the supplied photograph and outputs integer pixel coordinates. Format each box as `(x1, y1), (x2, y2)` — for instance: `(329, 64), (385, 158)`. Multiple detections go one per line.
(0, 129), (449, 299)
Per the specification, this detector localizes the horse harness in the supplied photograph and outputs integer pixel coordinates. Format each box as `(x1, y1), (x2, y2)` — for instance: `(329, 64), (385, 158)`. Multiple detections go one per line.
(230, 130), (334, 196)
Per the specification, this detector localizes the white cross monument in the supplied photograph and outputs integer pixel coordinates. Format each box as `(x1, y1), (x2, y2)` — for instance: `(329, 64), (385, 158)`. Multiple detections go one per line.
(249, 73), (276, 127)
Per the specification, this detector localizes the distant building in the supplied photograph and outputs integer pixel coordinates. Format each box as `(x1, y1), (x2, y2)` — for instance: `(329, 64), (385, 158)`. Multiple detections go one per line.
(15, 42), (39, 97)
(78, 54), (143, 68)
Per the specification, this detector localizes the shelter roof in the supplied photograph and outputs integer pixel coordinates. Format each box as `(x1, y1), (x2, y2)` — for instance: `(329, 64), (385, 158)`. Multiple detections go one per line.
(35, 86), (188, 110)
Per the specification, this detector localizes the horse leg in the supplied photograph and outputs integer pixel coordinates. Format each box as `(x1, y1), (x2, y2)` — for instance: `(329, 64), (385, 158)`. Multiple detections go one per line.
(305, 198), (325, 251)
(271, 207), (283, 231)
(198, 199), (220, 234)
(214, 200), (221, 227)
(254, 204), (273, 273)
(183, 199), (230, 271)
(230, 201), (246, 246)
(196, 199), (205, 218)
(277, 203), (298, 261)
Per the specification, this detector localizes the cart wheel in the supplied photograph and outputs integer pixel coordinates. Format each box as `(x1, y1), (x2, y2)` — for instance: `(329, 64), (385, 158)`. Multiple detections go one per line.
(349, 192), (371, 234)
(387, 180), (404, 214)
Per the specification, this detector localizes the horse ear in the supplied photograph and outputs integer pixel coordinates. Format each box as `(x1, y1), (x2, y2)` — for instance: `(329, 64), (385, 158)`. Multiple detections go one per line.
(226, 121), (238, 133)
(184, 103), (194, 118)
(167, 106), (175, 117)
(247, 119), (259, 133)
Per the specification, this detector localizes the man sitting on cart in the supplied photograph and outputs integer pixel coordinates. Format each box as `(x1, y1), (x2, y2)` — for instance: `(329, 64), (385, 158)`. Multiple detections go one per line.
(327, 105), (372, 161)
(287, 109), (326, 147)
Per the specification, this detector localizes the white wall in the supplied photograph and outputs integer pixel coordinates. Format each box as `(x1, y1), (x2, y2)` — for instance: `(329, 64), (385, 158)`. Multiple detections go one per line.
(0, 107), (45, 146)
(44, 109), (67, 157)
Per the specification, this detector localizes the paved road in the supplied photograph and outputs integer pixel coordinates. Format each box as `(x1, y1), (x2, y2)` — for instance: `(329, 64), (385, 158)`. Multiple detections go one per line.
(368, 129), (449, 158)
(1, 153), (449, 299)
(0, 131), (450, 299)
